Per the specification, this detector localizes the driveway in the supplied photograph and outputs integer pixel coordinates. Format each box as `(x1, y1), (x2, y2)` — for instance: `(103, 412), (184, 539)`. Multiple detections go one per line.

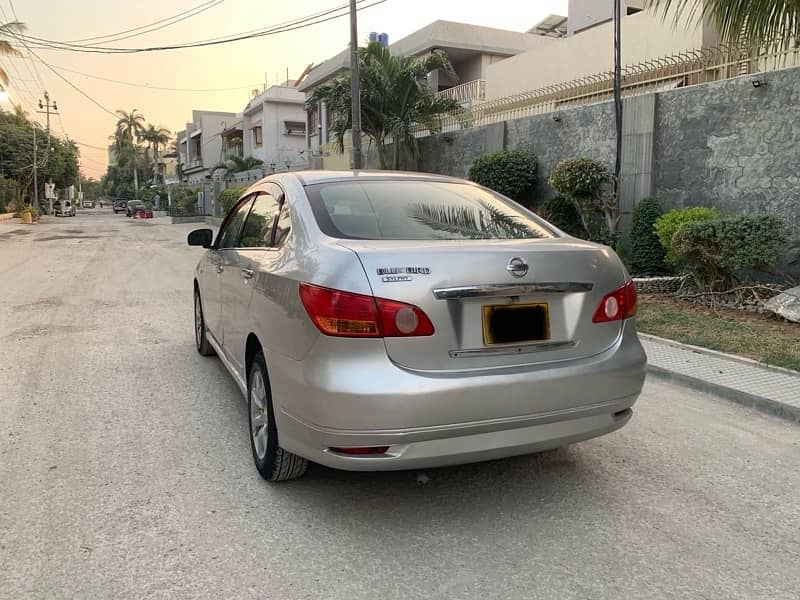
(1, 210), (798, 599)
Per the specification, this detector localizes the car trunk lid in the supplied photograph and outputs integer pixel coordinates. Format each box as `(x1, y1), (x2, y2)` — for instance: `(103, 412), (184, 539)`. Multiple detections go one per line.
(339, 238), (627, 372)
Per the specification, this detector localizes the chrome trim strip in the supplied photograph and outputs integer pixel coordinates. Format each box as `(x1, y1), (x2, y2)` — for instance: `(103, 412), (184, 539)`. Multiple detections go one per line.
(432, 282), (593, 300)
(449, 340), (577, 358)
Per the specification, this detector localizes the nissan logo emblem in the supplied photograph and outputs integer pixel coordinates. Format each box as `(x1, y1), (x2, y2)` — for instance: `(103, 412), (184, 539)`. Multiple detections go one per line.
(506, 257), (529, 278)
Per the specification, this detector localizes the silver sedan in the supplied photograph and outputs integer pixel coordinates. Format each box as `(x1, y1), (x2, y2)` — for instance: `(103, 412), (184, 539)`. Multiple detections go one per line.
(188, 171), (646, 481)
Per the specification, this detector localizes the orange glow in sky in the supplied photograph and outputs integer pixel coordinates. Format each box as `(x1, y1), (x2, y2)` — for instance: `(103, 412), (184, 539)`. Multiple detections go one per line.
(1, 0), (567, 178)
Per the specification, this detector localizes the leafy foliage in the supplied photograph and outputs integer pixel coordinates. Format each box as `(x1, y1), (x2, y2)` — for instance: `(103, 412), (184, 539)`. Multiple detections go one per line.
(536, 196), (585, 237)
(226, 156), (264, 173)
(548, 158), (614, 236)
(0, 21), (25, 86)
(307, 41), (462, 170)
(0, 110), (80, 202)
(654, 207), (719, 263)
(219, 186), (247, 215)
(672, 214), (789, 289)
(630, 197), (667, 275)
(646, 0), (800, 45)
(409, 201), (543, 239)
(468, 150), (537, 204)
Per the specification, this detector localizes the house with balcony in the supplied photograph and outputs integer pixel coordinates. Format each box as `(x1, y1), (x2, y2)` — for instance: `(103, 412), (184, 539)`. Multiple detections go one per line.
(299, 20), (551, 162)
(485, 0), (721, 99)
(175, 110), (237, 184)
(239, 84), (309, 171)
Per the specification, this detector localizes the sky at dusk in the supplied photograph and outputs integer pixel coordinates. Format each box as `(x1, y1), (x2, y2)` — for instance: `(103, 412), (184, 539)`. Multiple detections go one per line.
(1, 0), (568, 178)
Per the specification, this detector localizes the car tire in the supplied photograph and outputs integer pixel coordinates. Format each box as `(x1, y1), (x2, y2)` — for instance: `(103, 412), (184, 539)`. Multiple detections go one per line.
(248, 352), (308, 482)
(194, 289), (215, 357)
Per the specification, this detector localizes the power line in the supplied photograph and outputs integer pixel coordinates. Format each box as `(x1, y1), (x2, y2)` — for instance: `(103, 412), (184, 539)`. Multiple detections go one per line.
(67, 0), (223, 44)
(14, 0), (386, 54)
(17, 40), (118, 119)
(38, 60), (263, 92)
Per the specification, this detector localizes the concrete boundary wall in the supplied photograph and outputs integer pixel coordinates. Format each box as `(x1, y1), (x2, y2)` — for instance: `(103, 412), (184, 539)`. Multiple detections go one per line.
(365, 65), (800, 240)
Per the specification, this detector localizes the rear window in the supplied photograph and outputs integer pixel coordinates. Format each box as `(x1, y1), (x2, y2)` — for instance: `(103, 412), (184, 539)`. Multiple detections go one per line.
(305, 180), (555, 240)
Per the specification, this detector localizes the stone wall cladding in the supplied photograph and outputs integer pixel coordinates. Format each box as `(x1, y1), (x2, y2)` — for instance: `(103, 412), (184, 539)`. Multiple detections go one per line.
(365, 66), (800, 240)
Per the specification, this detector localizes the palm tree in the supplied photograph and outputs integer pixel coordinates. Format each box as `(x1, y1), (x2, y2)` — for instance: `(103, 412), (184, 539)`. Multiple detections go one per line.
(307, 41), (462, 170)
(0, 21), (24, 87)
(114, 109), (146, 190)
(647, 0), (800, 44)
(142, 124), (171, 184)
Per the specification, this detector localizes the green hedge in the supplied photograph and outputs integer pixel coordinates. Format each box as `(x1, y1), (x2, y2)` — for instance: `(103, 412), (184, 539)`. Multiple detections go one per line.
(654, 207), (719, 264)
(219, 186), (247, 216)
(537, 196), (584, 237)
(468, 149), (537, 204)
(672, 214), (788, 289)
(630, 197), (666, 275)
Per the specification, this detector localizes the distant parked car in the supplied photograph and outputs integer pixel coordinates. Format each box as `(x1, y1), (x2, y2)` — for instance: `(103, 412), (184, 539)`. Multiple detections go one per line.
(126, 200), (146, 217)
(82, 200), (95, 209)
(53, 199), (76, 217)
(113, 200), (128, 214)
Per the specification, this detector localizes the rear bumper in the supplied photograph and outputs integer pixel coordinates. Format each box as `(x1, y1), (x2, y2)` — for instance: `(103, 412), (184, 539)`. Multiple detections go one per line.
(270, 321), (646, 471)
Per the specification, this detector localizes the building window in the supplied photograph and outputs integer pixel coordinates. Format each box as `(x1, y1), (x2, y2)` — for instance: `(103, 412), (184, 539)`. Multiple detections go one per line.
(284, 120), (306, 136)
(253, 126), (263, 147)
(308, 106), (319, 136)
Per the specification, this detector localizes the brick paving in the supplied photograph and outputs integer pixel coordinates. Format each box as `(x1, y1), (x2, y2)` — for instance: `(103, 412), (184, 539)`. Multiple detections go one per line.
(641, 336), (800, 421)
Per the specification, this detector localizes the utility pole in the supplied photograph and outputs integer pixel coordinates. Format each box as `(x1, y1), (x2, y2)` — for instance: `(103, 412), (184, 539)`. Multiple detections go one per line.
(32, 126), (39, 207)
(37, 91), (59, 148)
(349, 0), (363, 170)
(38, 92), (59, 214)
(612, 0), (623, 233)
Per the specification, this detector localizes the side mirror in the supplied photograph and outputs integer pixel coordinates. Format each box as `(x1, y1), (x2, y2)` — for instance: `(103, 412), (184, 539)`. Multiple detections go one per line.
(187, 228), (213, 248)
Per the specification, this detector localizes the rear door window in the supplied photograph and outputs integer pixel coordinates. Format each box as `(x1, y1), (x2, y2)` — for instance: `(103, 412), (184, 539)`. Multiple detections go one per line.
(305, 180), (555, 240)
(239, 192), (281, 248)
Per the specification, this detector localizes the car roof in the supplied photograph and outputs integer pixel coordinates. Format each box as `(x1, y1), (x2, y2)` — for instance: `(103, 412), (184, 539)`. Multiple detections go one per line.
(289, 170), (467, 186)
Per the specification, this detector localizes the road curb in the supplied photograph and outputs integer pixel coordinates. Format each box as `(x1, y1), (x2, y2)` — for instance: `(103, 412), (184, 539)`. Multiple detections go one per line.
(646, 365), (800, 424)
(639, 333), (800, 378)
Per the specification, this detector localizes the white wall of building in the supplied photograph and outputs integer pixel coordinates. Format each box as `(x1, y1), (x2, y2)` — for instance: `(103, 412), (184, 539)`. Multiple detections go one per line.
(242, 85), (308, 169)
(486, 5), (719, 99)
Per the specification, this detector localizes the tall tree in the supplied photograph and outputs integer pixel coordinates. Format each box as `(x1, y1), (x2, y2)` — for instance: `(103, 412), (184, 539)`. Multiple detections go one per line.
(0, 21), (25, 87)
(307, 41), (462, 170)
(141, 124), (171, 184)
(114, 109), (146, 190)
(647, 0), (800, 44)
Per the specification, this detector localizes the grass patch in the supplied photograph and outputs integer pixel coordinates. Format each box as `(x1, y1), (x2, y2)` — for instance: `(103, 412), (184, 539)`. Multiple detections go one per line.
(637, 294), (800, 371)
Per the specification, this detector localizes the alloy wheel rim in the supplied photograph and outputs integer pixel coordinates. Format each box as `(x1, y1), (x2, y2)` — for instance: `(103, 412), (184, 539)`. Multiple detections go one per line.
(250, 370), (268, 460)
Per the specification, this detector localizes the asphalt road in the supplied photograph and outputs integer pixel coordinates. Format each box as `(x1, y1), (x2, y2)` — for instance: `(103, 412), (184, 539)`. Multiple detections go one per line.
(1, 210), (799, 600)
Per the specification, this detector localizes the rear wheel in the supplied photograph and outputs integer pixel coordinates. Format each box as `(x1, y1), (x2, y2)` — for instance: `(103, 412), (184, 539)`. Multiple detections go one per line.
(194, 289), (215, 356)
(248, 352), (308, 482)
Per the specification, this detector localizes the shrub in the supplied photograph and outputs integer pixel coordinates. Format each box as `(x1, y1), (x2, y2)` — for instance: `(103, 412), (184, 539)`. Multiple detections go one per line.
(219, 186), (247, 216)
(654, 207), (719, 263)
(548, 158), (609, 200)
(548, 158), (612, 237)
(537, 196), (584, 237)
(629, 197), (666, 275)
(468, 149), (537, 203)
(672, 214), (789, 289)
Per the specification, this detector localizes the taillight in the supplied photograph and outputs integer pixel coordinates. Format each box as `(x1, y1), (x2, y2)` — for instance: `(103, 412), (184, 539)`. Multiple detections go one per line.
(592, 279), (637, 323)
(299, 283), (434, 338)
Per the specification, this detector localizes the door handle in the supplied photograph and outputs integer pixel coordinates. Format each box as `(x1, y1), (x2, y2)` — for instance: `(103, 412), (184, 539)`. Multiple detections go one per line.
(241, 268), (255, 280)
(216, 265), (224, 274)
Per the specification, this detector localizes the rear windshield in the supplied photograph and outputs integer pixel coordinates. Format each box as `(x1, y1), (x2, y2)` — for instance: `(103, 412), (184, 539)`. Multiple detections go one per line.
(305, 180), (555, 240)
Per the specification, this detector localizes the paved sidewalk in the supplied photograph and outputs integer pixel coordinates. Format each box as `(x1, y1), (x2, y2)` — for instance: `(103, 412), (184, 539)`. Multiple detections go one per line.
(641, 335), (800, 423)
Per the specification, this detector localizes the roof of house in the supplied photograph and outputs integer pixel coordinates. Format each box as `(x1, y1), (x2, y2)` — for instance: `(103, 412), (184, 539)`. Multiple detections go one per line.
(298, 19), (549, 92)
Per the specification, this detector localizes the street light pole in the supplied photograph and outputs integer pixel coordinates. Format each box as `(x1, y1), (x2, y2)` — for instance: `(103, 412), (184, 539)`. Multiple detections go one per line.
(612, 0), (623, 231)
(32, 126), (39, 207)
(349, 0), (363, 170)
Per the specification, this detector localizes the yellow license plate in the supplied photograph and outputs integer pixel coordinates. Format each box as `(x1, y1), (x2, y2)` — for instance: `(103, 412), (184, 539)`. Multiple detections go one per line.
(482, 303), (550, 345)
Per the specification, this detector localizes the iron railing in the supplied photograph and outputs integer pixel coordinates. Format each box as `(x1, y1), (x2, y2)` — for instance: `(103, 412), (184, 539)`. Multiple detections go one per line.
(435, 80), (486, 104)
(413, 40), (800, 136)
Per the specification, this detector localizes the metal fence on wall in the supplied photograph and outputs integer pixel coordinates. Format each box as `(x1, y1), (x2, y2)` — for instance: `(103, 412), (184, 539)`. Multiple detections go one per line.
(415, 40), (800, 136)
